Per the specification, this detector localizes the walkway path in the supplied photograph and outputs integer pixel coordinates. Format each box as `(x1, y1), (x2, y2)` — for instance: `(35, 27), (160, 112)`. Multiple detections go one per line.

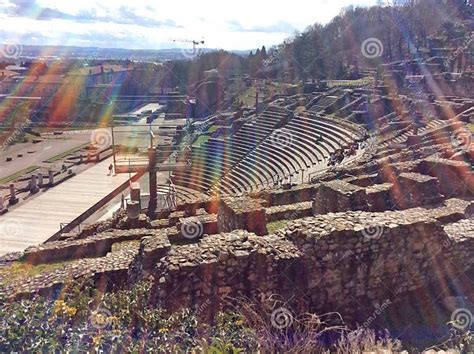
(0, 157), (135, 256)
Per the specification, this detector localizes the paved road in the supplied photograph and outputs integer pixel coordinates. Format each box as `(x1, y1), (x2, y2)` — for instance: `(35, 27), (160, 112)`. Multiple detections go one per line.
(0, 157), (135, 256)
(0, 132), (90, 180)
(0, 103), (185, 255)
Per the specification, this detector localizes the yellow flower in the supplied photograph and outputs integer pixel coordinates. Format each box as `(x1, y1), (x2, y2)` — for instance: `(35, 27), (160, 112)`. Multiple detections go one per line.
(93, 335), (102, 346)
(66, 306), (77, 317)
(53, 300), (65, 314)
(159, 327), (169, 333)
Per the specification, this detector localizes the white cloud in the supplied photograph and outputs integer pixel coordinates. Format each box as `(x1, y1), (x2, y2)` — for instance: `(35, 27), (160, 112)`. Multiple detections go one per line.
(0, 0), (379, 50)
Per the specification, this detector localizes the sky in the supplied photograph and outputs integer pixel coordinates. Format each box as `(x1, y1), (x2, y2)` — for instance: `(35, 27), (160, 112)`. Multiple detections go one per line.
(0, 0), (380, 51)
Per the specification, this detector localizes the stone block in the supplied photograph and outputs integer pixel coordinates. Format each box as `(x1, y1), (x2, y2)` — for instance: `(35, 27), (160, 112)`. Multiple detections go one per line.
(419, 158), (473, 198)
(264, 184), (316, 206)
(366, 183), (394, 212)
(312, 180), (368, 215)
(217, 197), (268, 235)
(139, 233), (172, 272)
(395, 172), (442, 208)
(130, 182), (141, 209)
(177, 214), (218, 240)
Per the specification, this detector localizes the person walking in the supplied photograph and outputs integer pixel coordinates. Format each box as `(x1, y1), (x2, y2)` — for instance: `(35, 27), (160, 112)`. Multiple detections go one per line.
(108, 163), (113, 176)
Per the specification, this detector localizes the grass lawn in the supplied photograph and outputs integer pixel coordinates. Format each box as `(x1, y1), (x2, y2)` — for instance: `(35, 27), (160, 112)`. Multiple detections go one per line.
(44, 142), (90, 163)
(0, 165), (39, 184)
(192, 135), (210, 148)
(208, 125), (219, 134)
(468, 123), (474, 133)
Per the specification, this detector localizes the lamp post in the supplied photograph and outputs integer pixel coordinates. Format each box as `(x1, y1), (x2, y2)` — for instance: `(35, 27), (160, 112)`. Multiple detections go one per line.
(148, 123), (157, 217)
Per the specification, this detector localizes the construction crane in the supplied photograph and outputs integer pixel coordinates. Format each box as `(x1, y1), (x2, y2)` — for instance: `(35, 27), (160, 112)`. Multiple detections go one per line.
(172, 38), (205, 58)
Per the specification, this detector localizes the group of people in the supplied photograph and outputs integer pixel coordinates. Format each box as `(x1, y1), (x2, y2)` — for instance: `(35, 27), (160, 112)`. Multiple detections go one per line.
(327, 142), (359, 166)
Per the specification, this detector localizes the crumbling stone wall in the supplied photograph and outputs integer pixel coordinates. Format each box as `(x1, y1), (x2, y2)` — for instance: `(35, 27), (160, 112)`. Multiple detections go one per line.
(2, 198), (473, 324)
(22, 228), (157, 265)
(312, 181), (369, 214)
(147, 231), (301, 318)
(217, 196), (268, 235)
(419, 158), (474, 198)
(140, 206), (474, 321)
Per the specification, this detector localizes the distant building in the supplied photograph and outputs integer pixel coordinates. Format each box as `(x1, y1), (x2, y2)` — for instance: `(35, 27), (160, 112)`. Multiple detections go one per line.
(5, 65), (28, 74)
(66, 64), (132, 100)
(0, 64), (133, 122)
(0, 70), (18, 88)
(17, 75), (65, 100)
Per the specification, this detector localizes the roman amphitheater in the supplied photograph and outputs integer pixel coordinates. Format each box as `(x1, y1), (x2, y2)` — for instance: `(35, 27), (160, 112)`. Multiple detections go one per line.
(0, 61), (473, 348)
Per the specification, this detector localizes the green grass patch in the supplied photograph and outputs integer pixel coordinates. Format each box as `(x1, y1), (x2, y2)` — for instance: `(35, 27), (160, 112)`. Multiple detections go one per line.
(0, 165), (39, 184)
(266, 219), (291, 234)
(0, 259), (75, 286)
(240, 86), (257, 107)
(208, 125), (219, 134)
(44, 142), (90, 163)
(468, 123), (474, 133)
(192, 135), (210, 148)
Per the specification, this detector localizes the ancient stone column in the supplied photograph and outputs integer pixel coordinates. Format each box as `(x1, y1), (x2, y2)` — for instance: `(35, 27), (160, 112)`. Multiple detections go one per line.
(130, 182), (141, 210)
(49, 170), (54, 186)
(148, 147), (157, 217)
(127, 200), (140, 219)
(9, 183), (18, 205)
(37, 173), (43, 187)
(0, 195), (4, 211)
(30, 175), (39, 194)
